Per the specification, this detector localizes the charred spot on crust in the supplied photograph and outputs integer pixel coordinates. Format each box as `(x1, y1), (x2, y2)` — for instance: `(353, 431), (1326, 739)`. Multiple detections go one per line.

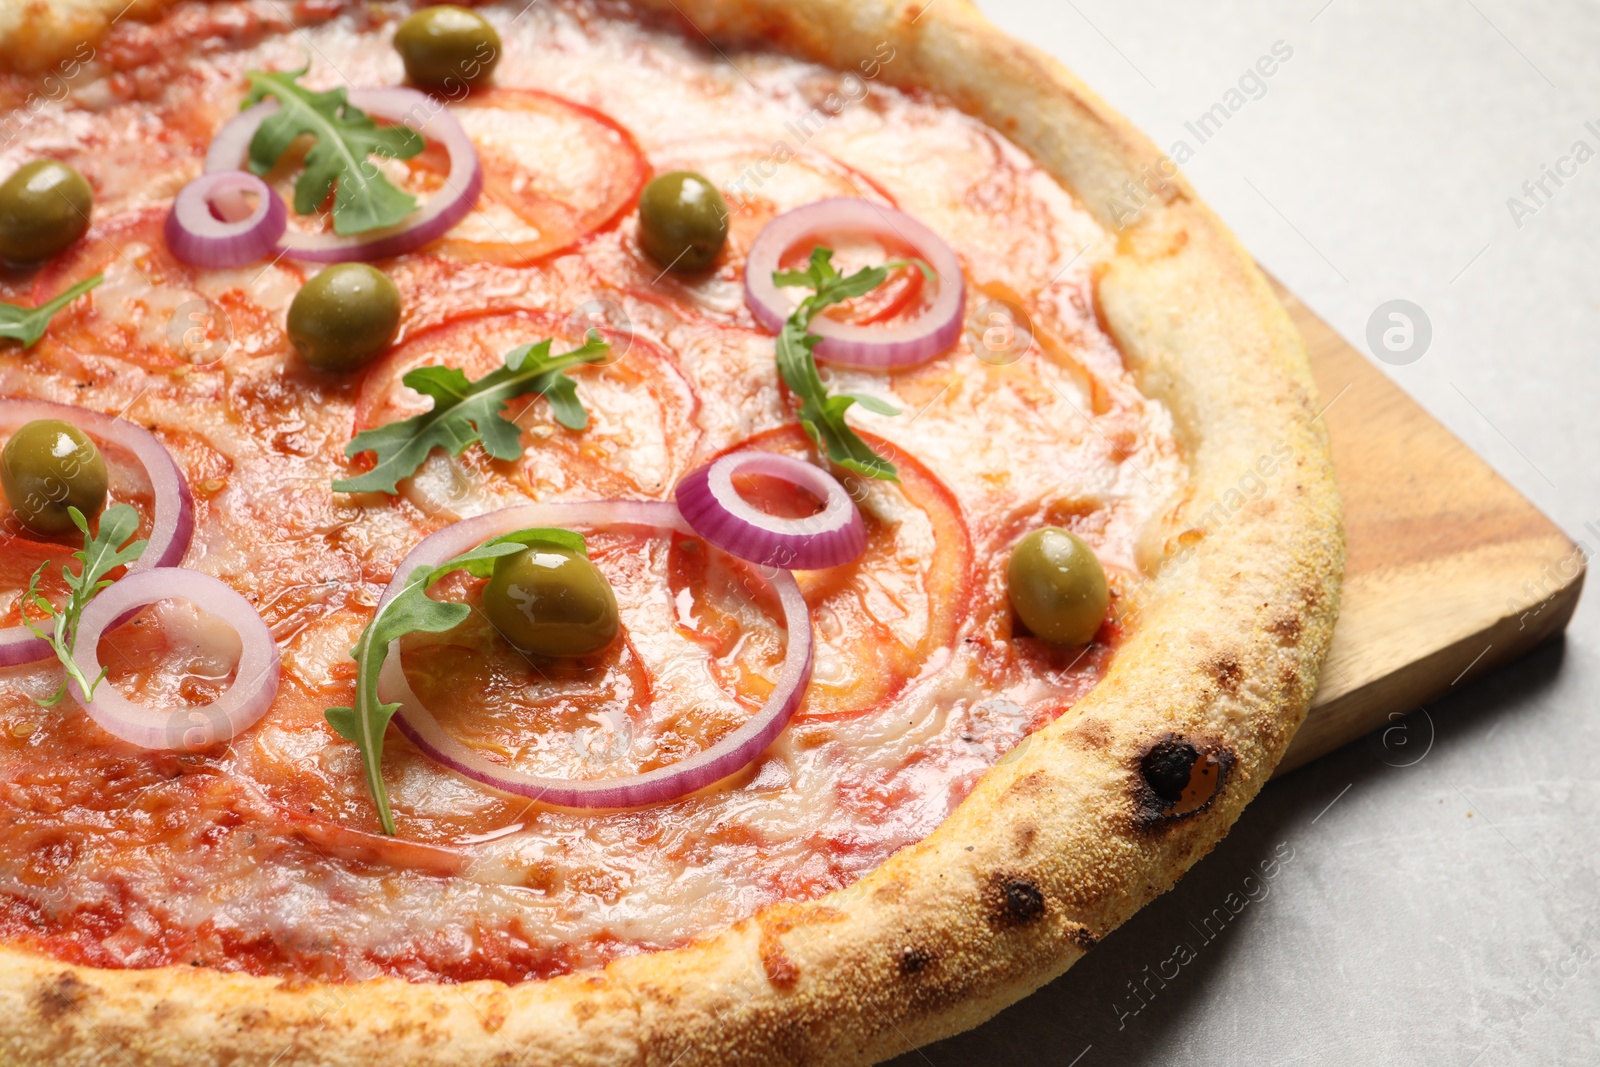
(985, 873), (1046, 928)
(1142, 738), (1200, 802)
(1134, 734), (1233, 829)
(34, 972), (89, 1022)
(898, 946), (937, 976)
(1069, 925), (1100, 952)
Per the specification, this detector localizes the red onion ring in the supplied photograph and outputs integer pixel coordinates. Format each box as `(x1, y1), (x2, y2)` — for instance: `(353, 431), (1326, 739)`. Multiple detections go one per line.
(68, 567), (280, 750)
(163, 170), (288, 268)
(205, 87), (482, 263)
(675, 451), (866, 570)
(375, 501), (813, 809)
(0, 399), (196, 668)
(744, 198), (965, 368)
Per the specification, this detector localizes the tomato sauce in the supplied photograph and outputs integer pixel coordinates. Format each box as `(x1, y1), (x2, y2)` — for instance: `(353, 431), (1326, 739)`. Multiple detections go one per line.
(0, 0), (1184, 982)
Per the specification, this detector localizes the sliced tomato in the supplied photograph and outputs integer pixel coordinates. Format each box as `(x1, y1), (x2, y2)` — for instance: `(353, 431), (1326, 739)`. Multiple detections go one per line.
(416, 89), (648, 267)
(351, 308), (701, 502)
(670, 426), (973, 721)
(401, 632), (661, 797)
(964, 507), (1124, 701)
(94, 599), (245, 713)
(31, 207), (304, 372)
(833, 264), (925, 325)
(666, 531), (792, 707)
(238, 531), (779, 843)
(722, 470), (826, 520)
(0, 535), (74, 625)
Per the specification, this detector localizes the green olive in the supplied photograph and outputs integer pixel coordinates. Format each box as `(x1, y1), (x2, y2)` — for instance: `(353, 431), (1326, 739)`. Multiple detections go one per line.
(637, 171), (729, 272)
(1006, 527), (1109, 646)
(0, 160), (93, 264)
(394, 5), (501, 90)
(287, 263), (402, 372)
(484, 545), (620, 658)
(1, 419), (109, 535)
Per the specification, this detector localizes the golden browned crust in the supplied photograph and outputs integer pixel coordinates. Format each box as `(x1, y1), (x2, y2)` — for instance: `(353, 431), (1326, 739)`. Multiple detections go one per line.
(0, 1), (1343, 1063)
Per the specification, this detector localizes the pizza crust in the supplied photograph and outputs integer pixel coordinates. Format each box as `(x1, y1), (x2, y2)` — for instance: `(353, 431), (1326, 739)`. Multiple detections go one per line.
(0, 1), (1343, 1063)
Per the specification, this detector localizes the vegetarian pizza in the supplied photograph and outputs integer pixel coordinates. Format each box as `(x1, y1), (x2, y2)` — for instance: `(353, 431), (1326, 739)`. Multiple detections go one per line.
(0, 1), (1343, 1063)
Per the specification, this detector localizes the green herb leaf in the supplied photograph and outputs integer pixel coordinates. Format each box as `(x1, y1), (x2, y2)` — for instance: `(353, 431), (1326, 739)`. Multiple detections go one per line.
(23, 504), (147, 706)
(0, 274), (104, 349)
(846, 392), (901, 417)
(334, 332), (610, 495)
(771, 247), (930, 483)
(327, 526), (587, 834)
(243, 68), (426, 235)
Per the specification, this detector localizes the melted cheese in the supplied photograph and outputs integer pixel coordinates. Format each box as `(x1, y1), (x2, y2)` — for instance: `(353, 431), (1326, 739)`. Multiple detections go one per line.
(0, 0), (1184, 982)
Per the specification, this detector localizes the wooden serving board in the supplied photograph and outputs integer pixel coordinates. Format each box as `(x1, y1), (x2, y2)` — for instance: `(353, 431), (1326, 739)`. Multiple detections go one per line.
(1272, 280), (1585, 773)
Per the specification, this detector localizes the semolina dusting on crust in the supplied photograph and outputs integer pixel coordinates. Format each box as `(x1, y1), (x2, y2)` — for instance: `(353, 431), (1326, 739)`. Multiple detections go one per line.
(0, 0), (1343, 1063)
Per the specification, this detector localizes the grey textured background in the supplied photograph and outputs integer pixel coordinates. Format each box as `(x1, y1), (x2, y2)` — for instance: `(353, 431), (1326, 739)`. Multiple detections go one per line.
(892, 1), (1600, 1064)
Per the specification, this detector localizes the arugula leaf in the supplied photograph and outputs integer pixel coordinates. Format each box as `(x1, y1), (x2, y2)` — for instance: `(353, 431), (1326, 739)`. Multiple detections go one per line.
(772, 248), (932, 482)
(335, 331), (611, 495)
(326, 527), (587, 834)
(243, 68), (425, 235)
(0, 274), (103, 349)
(23, 504), (147, 706)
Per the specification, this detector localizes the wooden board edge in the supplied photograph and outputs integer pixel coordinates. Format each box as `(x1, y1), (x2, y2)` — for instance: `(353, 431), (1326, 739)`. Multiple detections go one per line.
(1276, 536), (1586, 775)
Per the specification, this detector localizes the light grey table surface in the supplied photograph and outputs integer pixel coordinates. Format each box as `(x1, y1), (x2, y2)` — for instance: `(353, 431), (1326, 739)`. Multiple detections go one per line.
(890, 1), (1600, 1065)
